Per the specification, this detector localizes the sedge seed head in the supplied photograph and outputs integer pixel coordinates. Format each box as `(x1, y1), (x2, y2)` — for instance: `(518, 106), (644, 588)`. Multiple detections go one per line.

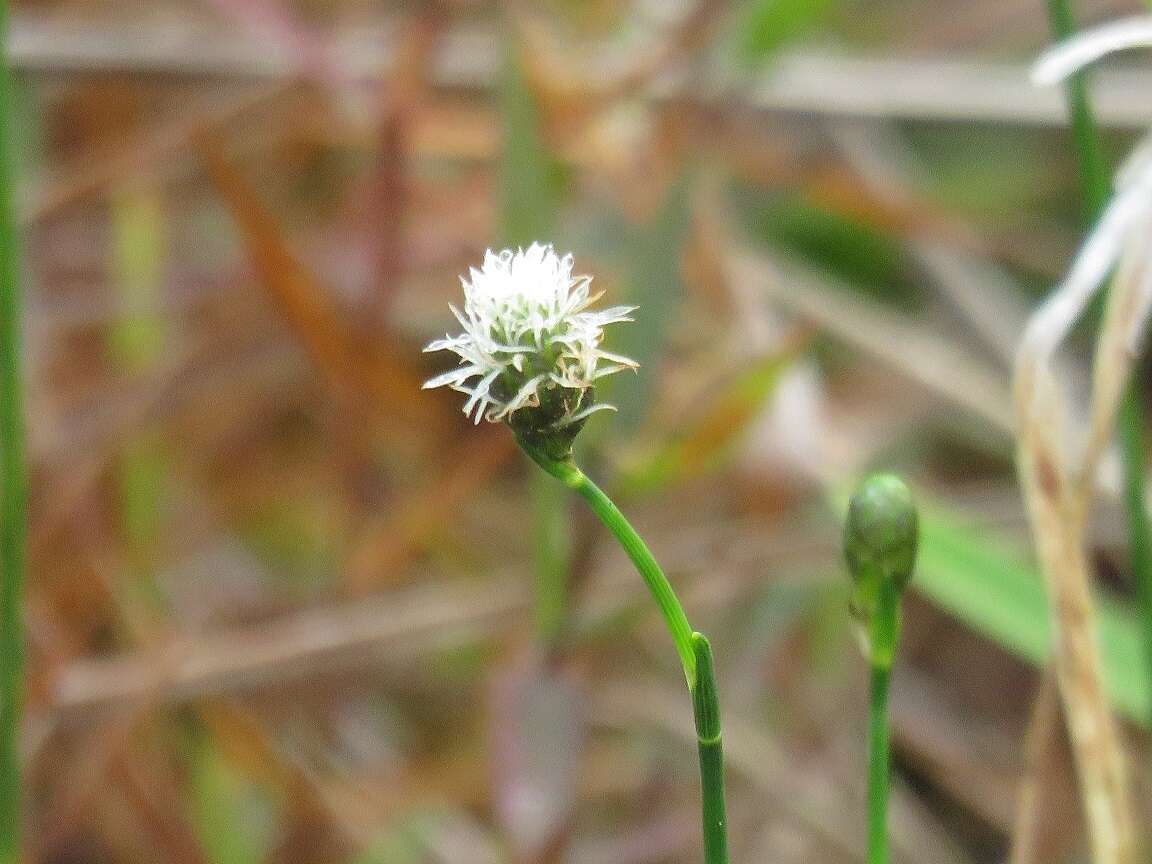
(844, 473), (919, 598)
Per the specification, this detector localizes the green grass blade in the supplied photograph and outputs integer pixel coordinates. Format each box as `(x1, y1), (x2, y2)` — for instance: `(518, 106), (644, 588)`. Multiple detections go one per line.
(914, 505), (1149, 725)
(0, 1), (27, 860)
(606, 172), (692, 436)
(498, 37), (572, 648)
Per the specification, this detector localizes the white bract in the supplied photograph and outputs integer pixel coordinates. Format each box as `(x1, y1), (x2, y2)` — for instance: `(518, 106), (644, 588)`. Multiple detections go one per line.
(424, 243), (637, 426)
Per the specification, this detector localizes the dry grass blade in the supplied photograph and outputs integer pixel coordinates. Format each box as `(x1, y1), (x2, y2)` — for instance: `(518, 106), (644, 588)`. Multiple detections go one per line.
(344, 424), (516, 593)
(48, 575), (530, 716)
(1013, 199), (1151, 864)
(1009, 673), (1082, 864)
(199, 134), (439, 433)
(24, 86), (284, 226)
(723, 243), (1014, 436)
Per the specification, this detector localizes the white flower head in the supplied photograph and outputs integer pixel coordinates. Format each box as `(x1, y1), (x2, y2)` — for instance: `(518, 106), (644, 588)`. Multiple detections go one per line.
(424, 243), (637, 437)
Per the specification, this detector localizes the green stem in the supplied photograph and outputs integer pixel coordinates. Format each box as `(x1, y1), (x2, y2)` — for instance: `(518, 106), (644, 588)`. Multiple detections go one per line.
(1120, 395), (1152, 723)
(530, 468), (571, 647)
(1044, 0), (1109, 218)
(866, 583), (899, 864)
(530, 455), (696, 683)
(522, 446), (727, 863)
(692, 633), (729, 864)
(0, 1), (25, 861)
(1044, 0), (1152, 721)
(867, 661), (892, 864)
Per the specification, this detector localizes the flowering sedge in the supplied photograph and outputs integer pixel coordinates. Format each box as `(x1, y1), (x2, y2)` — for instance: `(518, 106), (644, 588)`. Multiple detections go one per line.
(422, 242), (730, 864)
(424, 243), (637, 461)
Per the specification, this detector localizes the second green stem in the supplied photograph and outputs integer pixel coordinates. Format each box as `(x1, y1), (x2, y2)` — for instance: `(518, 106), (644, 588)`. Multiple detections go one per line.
(867, 582), (899, 864)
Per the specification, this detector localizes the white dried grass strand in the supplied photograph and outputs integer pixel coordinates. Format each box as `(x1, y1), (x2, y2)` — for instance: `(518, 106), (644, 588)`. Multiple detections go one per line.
(1032, 16), (1152, 85)
(1082, 206), (1152, 486)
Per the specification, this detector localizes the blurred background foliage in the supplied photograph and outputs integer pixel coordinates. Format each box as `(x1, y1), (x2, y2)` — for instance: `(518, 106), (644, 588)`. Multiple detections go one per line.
(9, 0), (1152, 862)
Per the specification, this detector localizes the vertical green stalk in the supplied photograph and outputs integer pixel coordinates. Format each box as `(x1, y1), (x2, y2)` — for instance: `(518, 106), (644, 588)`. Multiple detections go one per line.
(0, 1), (25, 861)
(1044, 0), (1109, 219)
(497, 39), (572, 649)
(866, 586), (898, 864)
(844, 474), (918, 864)
(524, 448), (728, 863)
(691, 633), (728, 864)
(530, 470), (571, 646)
(1043, 0), (1152, 721)
(109, 182), (169, 638)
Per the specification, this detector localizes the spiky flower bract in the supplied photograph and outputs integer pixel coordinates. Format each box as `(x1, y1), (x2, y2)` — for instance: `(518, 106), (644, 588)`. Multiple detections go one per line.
(424, 243), (636, 457)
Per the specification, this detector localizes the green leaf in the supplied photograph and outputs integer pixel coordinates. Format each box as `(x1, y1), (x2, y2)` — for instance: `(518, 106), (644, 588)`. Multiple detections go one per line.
(735, 0), (839, 63)
(914, 503), (1148, 726)
(605, 171), (693, 435)
(499, 43), (564, 248)
(192, 742), (274, 864)
(109, 183), (168, 368)
(618, 347), (797, 494)
(735, 186), (915, 310)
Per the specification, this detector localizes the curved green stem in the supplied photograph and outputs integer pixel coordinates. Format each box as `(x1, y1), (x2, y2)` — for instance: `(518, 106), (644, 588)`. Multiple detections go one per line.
(866, 582), (899, 864)
(0, 2), (25, 861)
(521, 444), (727, 863)
(526, 451), (696, 684)
(692, 633), (729, 864)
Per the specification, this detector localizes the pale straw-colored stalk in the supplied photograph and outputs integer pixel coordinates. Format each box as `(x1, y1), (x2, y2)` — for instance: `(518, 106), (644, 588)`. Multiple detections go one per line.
(1014, 199), (1151, 864)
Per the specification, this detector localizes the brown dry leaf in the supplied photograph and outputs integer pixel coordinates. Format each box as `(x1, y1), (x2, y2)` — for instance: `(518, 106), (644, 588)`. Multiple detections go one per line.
(198, 134), (440, 434)
(197, 699), (305, 793)
(358, 5), (447, 329)
(109, 749), (209, 864)
(344, 423), (516, 593)
(26, 86), (284, 226)
(1010, 674), (1084, 864)
(723, 243), (1014, 435)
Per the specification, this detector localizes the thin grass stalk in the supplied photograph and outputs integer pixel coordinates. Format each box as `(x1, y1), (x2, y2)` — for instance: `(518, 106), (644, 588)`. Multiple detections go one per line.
(530, 469), (571, 646)
(691, 633), (728, 864)
(496, 39), (574, 651)
(0, 0), (26, 860)
(843, 475), (917, 864)
(1045, 0), (1152, 721)
(564, 468), (695, 679)
(525, 451), (728, 863)
(866, 586), (898, 864)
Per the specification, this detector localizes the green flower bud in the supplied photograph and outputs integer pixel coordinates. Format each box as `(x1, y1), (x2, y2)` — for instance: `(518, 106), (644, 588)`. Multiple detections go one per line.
(844, 474), (919, 625)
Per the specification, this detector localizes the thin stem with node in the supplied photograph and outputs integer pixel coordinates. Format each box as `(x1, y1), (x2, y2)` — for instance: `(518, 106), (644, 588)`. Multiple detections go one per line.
(521, 449), (697, 682)
(692, 633), (729, 864)
(521, 443), (727, 864)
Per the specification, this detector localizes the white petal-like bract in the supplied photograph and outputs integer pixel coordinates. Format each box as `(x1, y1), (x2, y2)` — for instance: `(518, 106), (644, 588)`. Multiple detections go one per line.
(424, 243), (637, 426)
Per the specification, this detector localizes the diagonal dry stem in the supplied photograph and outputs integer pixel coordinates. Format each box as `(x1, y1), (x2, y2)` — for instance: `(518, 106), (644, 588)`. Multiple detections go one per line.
(1013, 206), (1151, 864)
